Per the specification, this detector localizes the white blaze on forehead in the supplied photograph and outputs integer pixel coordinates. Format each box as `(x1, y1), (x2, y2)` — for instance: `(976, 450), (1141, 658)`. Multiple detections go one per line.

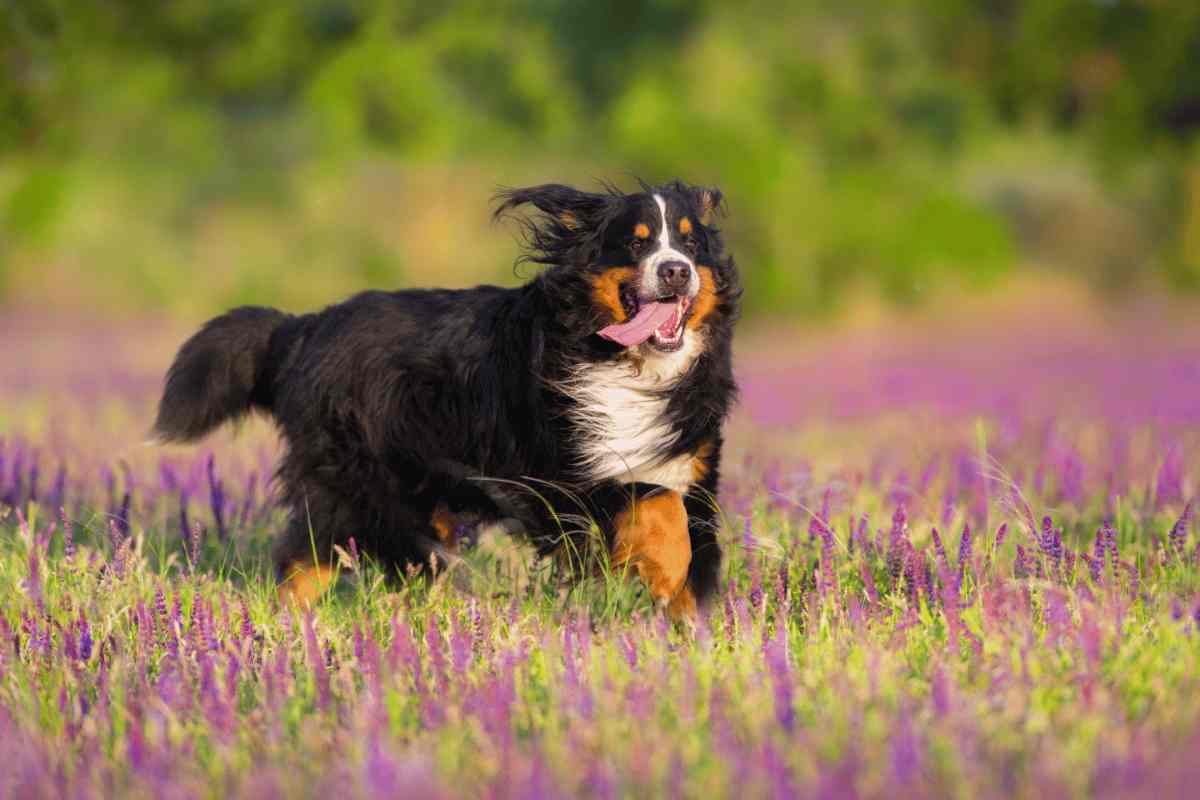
(654, 193), (673, 253)
(643, 193), (700, 298)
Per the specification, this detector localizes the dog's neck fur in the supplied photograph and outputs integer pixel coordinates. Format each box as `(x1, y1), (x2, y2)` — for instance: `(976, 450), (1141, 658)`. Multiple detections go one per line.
(559, 334), (704, 492)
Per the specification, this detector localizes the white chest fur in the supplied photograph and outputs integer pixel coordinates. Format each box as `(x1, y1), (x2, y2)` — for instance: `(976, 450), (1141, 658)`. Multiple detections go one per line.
(562, 336), (702, 493)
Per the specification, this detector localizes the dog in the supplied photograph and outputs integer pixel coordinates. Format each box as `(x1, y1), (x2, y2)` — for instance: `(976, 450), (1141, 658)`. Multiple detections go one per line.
(153, 180), (740, 618)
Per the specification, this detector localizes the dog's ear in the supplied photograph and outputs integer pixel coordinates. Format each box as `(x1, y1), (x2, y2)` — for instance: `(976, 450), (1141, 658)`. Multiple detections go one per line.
(493, 184), (613, 228)
(493, 184), (616, 265)
(689, 185), (724, 222)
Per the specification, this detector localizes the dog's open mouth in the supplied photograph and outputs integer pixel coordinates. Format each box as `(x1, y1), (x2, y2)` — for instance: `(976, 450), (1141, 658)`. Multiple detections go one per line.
(597, 287), (693, 351)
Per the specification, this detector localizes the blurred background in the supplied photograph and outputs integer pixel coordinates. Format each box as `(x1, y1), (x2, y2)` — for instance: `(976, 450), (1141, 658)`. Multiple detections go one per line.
(3, 0), (1200, 322)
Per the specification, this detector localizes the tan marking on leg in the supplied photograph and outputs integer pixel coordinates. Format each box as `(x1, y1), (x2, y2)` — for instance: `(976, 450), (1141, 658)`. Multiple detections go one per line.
(690, 440), (715, 483)
(431, 505), (456, 546)
(687, 267), (719, 330)
(278, 563), (337, 607)
(430, 505), (478, 554)
(612, 490), (692, 612)
(591, 267), (636, 323)
(668, 586), (698, 622)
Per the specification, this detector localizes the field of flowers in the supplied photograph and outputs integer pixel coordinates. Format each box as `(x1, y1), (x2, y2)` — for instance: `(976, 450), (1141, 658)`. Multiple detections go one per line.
(1, 289), (1198, 798)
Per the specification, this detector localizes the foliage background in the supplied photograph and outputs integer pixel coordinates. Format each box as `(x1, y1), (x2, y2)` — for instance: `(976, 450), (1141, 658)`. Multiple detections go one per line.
(3, 0), (1200, 319)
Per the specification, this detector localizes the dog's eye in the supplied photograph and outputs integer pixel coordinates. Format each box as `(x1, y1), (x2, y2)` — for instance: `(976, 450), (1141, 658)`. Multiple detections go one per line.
(682, 235), (699, 255)
(630, 239), (646, 256)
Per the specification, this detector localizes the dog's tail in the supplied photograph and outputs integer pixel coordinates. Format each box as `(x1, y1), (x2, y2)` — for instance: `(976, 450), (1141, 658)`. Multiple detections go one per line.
(154, 306), (292, 442)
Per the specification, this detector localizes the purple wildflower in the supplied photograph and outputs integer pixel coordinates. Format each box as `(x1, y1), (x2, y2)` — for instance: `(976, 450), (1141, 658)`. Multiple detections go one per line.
(1103, 519), (1119, 583)
(189, 520), (204, 570)
(59, 507), (74, 559)
(27, 459), (38, 504)
(1168, 502), (1192, 557)
(450, 614), (472, 675)
(206, 454), (227, 541)
(859, 560), (879, 605)
(808, 487), (832, 543)
(78, 613), (93, 662)
(749, 563), (764, 612)
(303, 613), (331, 711)
(239, 602), (255, 642)
(887, 504), (909, 588)
(931, 527), (949, 572)
(619, 633), (638, 669)
(994, 522), (1009, 551)
(764, 619), (793, 732)
(25, 549), (42, 611)
(958, 522), (973, 578)
(890, 708), (922, 787)
(1015, 544), (1030, 580)
(922, 559), (936, 605)
(115, 491), (131, 538)
(775, 561), (790, 607)
(425, 618), (449, 696)
(178, 489), (191, 547)
(49, 466), (67, 512)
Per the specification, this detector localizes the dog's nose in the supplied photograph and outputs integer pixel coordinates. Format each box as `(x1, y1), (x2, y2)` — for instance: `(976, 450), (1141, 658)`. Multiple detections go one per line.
(657, 261), (691, 292)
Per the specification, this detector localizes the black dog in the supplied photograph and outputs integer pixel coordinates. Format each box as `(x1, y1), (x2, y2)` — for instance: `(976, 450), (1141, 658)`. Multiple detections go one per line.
(154, 180), (740, 616)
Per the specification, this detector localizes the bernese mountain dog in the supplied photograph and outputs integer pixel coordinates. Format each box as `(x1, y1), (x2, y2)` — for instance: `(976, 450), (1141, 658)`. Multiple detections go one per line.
(153, 179), (740, 619)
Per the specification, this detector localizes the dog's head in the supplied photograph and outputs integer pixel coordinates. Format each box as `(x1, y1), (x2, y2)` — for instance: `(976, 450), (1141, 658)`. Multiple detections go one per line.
(494, 180), (740, 356)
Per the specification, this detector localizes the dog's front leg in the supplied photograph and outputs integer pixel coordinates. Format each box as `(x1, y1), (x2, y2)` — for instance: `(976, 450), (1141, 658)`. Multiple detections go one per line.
(610, 487), (696, 621)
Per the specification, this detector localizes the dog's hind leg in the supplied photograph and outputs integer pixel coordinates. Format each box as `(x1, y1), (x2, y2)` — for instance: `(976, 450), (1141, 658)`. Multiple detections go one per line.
(273, 518), (338, 607)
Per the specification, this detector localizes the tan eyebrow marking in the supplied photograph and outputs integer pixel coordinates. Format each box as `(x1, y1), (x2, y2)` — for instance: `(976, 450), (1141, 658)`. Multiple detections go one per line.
(634, 222), (650, 239)
(679, 217), (693, 235)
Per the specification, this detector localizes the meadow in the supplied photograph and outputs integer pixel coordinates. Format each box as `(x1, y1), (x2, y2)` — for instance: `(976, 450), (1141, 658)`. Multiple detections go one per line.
(1, 287), (1199, 798)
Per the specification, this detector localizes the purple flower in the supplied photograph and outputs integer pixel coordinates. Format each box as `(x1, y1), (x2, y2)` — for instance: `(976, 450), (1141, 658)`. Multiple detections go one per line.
(189, 520), (204, 570)
(890, 708), (921, 786)
(749, 564), (764, 612)
(78, 613), (93, 662)
(1154, 446), (1185, 508)
(808, 487), (832, 542)
(930, 667), (951, 717)
(1015, 545), (1030, 580)
(178, 489), (191, 547)
(618, 633), (638, 669)
(303, 613), (331, 712)
(239, 602), (255, 642)
(115, 491), (131, 538)
(1103, 518), (1119, 583)
(206, 454), (227, 541)
(859, 560), (879, 606)
(887, 505), (910, 588)
(59, 507), (74, 559)
(958, 522), (973, 578)
(25, 549), (42, 611)
(1168, 502), (1192, 557)
(775, 561), (790, 607)
(741, 517), (756, 551)
(922, 559), (936, 604)
(764, 619), (793, 732)
(450, 615), (472, 676)
(26, 459), (39, 504)
(994, 522), (1009, 551)
(930, 527), (949, 572)
(425, 618), (448, 696)
(49, 466), (67, 513)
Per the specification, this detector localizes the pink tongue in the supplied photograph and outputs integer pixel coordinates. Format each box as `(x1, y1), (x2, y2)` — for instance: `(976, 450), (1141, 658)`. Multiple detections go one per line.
(597, 302), (677, 347)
